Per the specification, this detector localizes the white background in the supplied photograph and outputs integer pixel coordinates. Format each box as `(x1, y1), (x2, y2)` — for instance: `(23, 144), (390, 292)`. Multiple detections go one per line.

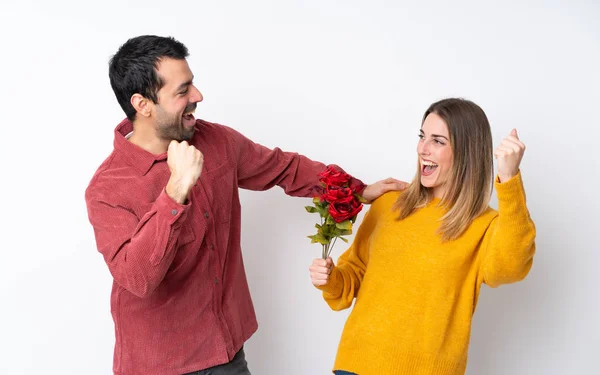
(1, 0), (598, 374)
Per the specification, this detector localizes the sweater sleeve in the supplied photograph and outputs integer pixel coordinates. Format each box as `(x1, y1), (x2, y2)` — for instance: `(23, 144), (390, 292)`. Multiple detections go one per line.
(480, 171), (536, 287)
(316, 197), (384, 310)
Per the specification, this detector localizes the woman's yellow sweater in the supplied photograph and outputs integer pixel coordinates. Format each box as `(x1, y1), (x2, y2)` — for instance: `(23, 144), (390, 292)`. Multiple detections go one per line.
(318, 172), (536, 375)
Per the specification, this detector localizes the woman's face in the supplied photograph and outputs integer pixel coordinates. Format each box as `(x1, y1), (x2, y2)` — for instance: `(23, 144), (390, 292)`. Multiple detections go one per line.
(417, 113), (454, 198)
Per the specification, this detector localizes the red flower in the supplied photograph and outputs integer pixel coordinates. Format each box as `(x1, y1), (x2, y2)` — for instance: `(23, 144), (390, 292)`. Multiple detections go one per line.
(306, 166), (366, 258)
(328, 194), (363, 223)
(318, 166), (352, 187)
(321, 185), (353, 204)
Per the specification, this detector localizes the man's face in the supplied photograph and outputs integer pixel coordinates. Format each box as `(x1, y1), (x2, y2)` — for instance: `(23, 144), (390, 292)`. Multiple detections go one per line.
(153, 58), (203, 141)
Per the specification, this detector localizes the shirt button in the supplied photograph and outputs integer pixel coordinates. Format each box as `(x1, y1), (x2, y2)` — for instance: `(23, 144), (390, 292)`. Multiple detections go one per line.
(214, 277), (219, 284)
(171, 209), (178, 215)
(209, 244), (215, 250)
(204, 211), (210, 219)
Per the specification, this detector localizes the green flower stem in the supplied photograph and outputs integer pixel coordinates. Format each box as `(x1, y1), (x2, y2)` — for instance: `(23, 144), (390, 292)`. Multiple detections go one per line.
(328, 236), (338, 259)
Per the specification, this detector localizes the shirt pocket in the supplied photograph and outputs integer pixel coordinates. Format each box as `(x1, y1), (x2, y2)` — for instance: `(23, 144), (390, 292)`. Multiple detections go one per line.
(204, 162), (234, 223)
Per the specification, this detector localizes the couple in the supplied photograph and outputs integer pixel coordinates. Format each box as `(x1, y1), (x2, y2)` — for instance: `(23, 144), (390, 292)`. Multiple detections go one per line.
(85, 35), (535, 375)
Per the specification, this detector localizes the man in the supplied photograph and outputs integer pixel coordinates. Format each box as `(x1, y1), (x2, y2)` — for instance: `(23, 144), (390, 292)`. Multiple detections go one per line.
(85, 35), (405, 375)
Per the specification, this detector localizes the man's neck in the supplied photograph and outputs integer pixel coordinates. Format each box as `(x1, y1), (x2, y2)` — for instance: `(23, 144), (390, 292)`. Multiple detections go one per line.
(128, 121), (169, 155)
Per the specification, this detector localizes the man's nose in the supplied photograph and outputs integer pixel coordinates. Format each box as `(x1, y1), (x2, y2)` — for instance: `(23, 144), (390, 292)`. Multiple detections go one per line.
(190, 85), (203, 103)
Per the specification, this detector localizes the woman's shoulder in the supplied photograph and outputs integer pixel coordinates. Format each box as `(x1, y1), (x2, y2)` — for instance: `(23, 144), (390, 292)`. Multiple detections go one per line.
(471, 206), (499, 230)
(368, 190), (403, 217)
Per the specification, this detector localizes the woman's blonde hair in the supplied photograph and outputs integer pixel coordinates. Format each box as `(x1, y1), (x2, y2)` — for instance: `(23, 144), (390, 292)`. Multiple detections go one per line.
(393, 98), (494, 241)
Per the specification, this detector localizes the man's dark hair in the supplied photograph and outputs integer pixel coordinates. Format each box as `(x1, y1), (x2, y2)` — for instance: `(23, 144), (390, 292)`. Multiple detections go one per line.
(109, 35), (189, 121)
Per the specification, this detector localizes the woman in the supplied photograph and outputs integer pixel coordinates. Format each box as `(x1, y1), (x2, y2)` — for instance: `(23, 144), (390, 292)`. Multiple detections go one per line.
(309, 98), (536, 375)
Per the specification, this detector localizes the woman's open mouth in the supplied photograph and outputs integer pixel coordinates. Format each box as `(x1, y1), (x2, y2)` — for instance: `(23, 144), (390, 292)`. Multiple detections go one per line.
(421, 159), (438, 177)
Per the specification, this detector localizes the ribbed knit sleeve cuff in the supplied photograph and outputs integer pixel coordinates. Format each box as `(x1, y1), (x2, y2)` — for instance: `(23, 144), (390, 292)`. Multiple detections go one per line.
(494, 170), (527, 211)
(316, 266), (344, 297)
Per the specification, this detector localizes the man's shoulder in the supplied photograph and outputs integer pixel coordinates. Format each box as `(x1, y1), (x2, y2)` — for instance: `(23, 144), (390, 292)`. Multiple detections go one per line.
(85, 150), (136, 202)
(195, 119), (230, 135)
(195, 119), (248, 143)
(193, 119), (250, 163)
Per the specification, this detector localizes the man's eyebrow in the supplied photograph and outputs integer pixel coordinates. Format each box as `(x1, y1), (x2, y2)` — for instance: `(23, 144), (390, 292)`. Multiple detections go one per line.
(176, 76), (194, 92)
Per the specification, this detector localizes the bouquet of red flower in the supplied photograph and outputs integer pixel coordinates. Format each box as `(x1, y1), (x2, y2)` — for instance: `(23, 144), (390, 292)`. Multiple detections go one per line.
(305, 166), (365, 259)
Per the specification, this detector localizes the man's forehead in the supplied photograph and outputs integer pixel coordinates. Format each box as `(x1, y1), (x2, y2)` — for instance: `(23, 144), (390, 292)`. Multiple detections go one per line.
(156, 58), (193, 85)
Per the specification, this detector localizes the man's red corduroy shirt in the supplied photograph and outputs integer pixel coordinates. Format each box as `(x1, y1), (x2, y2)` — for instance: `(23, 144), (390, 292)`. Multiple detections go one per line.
(85, 118), (365, 375)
